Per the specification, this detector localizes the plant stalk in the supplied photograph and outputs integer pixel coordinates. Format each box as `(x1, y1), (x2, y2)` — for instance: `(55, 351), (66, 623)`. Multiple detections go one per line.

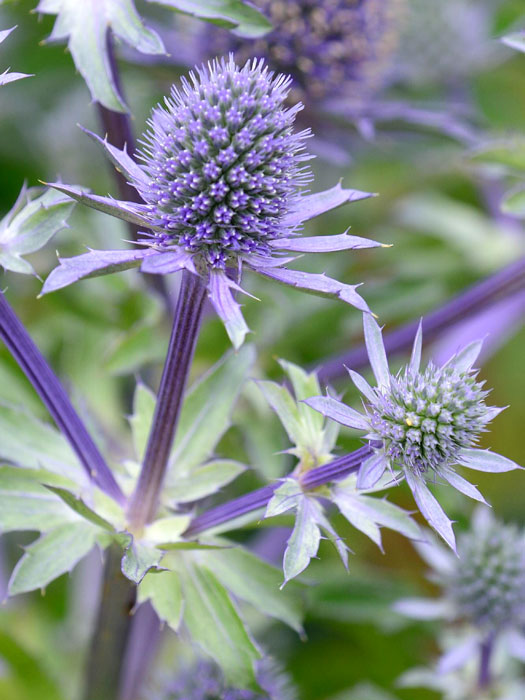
(317, 257), (525, 385)
(83, 545), (137, 700)
(127, 270), (207, 530)
(478, 634), (494, 689)
(0, 292), (124, 503)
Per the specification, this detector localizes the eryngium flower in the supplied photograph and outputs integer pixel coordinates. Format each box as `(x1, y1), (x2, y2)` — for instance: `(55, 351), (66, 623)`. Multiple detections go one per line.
(453, 519), (525, 630)
(395, 509), (525, 681)
(305, 315), (521, 549)
(204, 1), (401, 105)
(43, 57), (380, 348)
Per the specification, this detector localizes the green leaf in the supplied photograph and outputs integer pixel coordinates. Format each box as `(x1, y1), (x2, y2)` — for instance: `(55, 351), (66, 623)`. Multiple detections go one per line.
(37, 0), (165, 111)
(0, 186), (74, 275)
(105, 323), (168, 375)
(121, 541), (163, 583)
(137, 570), (183, 631)
(202, 544), (304, 632)
(0, 401), (88, 487)
(0, 466), (77, 534)
(165, 459), (246, 503)
(44, 486), (116, 532)
(129, 382), (156, 462)
(265, 479), (302, 518)
(256, 381), (303, 446)
(283, 496), (322, 585)
(8, 521), (97, 595)
(148, 0), (272, 38)
(166, 345), (255, 483)
(177, 559), (260, 689)
(501, 187), (525, 218)
(470, 139), (525, 172)
(143, 515), (191, 545)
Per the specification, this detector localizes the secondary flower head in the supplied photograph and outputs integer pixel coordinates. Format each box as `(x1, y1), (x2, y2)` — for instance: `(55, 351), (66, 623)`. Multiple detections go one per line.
(305, 315), (521, 549)
(204, 1), (401, 105)
(43, 57), (381, 348)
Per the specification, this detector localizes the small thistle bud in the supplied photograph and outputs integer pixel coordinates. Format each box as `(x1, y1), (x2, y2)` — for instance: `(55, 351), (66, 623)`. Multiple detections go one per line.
(137, 56), (311, 268)
(451, 521), (525, 631)
(203, 0), (403, 104)
(367, 362), (490, 477)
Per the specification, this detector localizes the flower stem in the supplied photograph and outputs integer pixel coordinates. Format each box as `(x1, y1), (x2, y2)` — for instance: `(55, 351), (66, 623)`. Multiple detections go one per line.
(127, 271), (207, 530)
(478, 634), (494, 689)
(0, 292), (124, 503)
(317, 257), (525, 385)
(183, 446), (372, 538)
(82, 545), (136, 700)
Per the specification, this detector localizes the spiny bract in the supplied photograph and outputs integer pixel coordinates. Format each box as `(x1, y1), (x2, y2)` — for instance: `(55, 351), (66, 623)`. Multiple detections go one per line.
(367, 362), (489, 476)
(137, 56), (311, 268)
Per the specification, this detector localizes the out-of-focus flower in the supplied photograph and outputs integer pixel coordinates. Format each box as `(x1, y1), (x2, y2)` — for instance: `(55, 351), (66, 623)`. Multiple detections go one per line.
(305, 315), (522, 549)
(0, 26), (32, 86)
(41, 57), (381, 348)
(395, 509), (525, 697)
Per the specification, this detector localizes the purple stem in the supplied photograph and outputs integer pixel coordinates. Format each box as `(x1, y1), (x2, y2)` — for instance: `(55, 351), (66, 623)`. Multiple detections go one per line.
(0, 292), (124, 503)
(317, 257), (525, 385)
(478, 634), (494, 689)
(127, 271), (207, 530)
(184, 447), (371, 538)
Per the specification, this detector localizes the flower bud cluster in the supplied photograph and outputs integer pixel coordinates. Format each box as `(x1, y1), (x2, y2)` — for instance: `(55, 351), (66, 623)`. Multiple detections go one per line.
(366, 363), (489, 476)
(138, 57), (311, 268)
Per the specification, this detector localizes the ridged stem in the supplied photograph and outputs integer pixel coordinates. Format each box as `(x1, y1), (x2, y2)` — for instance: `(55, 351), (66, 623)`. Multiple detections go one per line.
(0, 292), (124, 503)
(183, 446), (372, 538)
(127, 271), (207, 530)
(82, 545), (136, 700)
(478, 634), (494, 689)
(317, 257), (525, 385)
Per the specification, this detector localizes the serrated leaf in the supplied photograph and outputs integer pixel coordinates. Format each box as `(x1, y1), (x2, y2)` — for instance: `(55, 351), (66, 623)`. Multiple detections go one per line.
(8, 521), (96, 595)
(0, 466), (78, 534)
(149, 0), (272, 38)
(44, 486), (116, 532)
(37, 0), (165, 111)
(202, 544), (304, 632)
(129, 381), (156, 462)
(166, 345), (255, 482)
(143, 515), (191, 545)
(137, 570), (183, 630)
(265, 479), (302, 518)
(121, 541), (163, 583)
(256, 381), (303, 446)
(0, 27), (32, 87)
(278, 359), (326, 447)
(177, 559), (260, 689)
(165, 460), (246, 503)
(283, 496), (322, 584)
(0, 186), (74, 275)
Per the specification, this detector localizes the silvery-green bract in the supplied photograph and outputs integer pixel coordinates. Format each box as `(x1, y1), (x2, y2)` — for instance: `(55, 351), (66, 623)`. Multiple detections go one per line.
(306, 315), (522, 549)
(41, 57), (381, 349)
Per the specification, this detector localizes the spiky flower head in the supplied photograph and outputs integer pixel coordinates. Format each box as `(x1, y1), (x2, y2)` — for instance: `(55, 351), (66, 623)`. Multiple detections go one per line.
(305, 315), (521, 550)
(367, 359), (489, 478)
(137, 56), (311, 269)
(452, 520), (525, 631)
(204, 0), (402, 104)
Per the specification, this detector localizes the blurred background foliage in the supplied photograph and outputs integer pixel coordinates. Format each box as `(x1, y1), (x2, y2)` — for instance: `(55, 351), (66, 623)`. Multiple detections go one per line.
(0, 0), (524, 698)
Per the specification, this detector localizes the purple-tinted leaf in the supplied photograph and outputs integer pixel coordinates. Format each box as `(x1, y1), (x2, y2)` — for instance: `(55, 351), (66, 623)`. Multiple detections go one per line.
(347, 369), (376, 404)
(394, 598), (452, 620)
(270, 231), (382, 253)
(405, 470), (456, 552)
(413, 535), (456, 577)
(208, 270), (249, 350)
(81, 127), (149, 185)
(283, 183), (374, 228)
(439, 467), (488, 504)
(46, 182), (152, 228)
(357, 452), (388, 490)
(253, 266), (370, 312)
(409, 320), (423, 375)
(437, 636), (479, 675)
(41, 248), (153, 295)
(457, 448), (522, 473)
(304, 396), (369, 431)
(332, 490), (382, 548)
(0, 27), (32, 86)
(447, 339), (483, 372)
(312, 504), (349, 570)
(363, 314), (390, 389)
(140, 249), (196, 275)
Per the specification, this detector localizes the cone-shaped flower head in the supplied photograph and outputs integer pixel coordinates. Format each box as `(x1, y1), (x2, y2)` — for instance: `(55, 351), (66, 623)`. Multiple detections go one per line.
(43, 57), (380, 348)
(204, 1), (402, 105)
(305, 315), (521, 550)
(452, 519), (525, 631)
(136, 57), (310, 268)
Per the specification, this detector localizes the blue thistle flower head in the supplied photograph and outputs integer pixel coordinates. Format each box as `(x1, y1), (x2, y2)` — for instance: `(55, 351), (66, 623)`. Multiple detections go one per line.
(305, 315), (521, 550)
(203, 1), (401, 105)
(43, 58), (380, 349)
(136, 56), (311, 268)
